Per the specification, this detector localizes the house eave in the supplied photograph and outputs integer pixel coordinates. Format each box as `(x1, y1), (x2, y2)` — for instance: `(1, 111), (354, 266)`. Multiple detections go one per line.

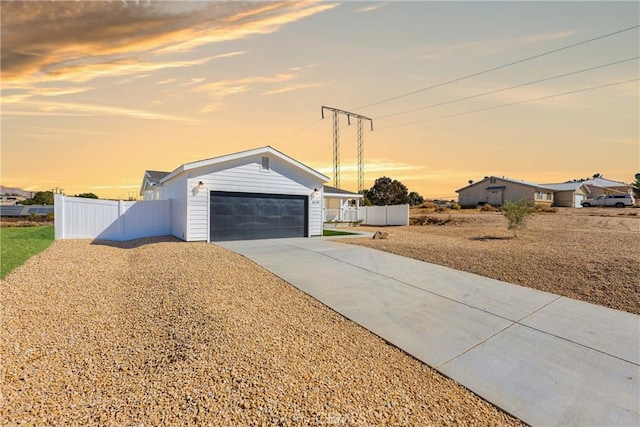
(160, 146), (330, 184)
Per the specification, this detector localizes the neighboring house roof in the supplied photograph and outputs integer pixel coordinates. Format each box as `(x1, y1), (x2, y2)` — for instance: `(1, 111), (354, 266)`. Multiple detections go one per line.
(160, 146), (330, 184)
(456, 176), (556, 193)
(582, 177), (630, 189)
(145, 170), (170, 184)
(140, 170), (170, 195)
(542, 181), (591, 192)
(323, 185), (363, 198)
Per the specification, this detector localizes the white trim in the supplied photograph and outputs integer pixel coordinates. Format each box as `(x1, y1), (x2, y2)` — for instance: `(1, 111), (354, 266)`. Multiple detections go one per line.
(160, 146), (330, 184)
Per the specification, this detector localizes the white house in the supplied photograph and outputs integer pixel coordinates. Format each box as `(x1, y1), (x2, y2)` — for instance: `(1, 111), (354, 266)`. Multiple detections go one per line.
(323, 185), (363, 222)
(141, 146), (330, 242)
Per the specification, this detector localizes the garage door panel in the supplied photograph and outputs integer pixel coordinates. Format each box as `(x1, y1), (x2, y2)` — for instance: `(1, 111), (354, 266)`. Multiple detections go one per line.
(210, 191), (307, 241)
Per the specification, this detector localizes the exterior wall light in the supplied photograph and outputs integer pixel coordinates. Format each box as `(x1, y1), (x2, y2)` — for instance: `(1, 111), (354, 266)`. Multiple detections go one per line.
(313, 188), (320, 198)
(198, 181), (205, 190)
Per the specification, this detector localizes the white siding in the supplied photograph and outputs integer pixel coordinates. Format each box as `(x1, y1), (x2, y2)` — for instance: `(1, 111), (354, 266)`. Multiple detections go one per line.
(174, 154), (324, 241)
(162, 177), (187, 240)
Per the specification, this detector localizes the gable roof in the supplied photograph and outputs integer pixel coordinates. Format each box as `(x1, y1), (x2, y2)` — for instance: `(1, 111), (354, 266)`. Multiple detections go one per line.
(145, 170), (170, 184)
(160, 146), (330, 184)
(456, 176), (555, 193)
(582, 177), (630, 188)
(140, 170), (170, 195)
(542, 181), (590, 192)
(323, 185), (363, 197)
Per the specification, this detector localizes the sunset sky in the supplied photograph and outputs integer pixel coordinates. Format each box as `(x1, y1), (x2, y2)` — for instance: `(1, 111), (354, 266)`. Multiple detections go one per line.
(1, 1), (638, 200)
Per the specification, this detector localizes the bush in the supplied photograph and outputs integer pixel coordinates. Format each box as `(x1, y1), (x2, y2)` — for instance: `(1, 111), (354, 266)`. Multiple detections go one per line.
(479, 204), (498, 212)
(450, 202), (461, 210)
(500, 200), (535, 237)
(534, 204), (558, 213)
(419, 201), (438, 209)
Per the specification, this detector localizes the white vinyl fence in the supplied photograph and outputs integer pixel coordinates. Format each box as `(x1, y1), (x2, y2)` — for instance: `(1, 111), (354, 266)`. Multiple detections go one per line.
(54, 194), (171, 241)
(360, 204), (409, 226)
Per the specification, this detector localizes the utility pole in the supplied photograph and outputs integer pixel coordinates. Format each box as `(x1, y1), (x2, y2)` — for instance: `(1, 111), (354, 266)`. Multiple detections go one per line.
(321, 106), (373, 191)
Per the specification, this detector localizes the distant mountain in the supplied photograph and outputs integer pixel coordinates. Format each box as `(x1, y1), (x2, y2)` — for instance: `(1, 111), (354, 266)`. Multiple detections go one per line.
(0, 186), (32, 197)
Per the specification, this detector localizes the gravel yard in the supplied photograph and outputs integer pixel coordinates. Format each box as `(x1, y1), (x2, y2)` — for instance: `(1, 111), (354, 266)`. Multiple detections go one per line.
(348, 208), (639, 315)
(1, 238), (523, 426)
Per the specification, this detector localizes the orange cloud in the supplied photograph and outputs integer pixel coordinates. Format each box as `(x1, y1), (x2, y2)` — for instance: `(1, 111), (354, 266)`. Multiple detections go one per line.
(5, 100), (198, 122)
(261, 82), (327, 96)
(1, 1), (336, 86)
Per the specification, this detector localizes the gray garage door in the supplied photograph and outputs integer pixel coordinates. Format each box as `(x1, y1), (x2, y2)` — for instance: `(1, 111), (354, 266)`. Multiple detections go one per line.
(210, 191), (308, 241)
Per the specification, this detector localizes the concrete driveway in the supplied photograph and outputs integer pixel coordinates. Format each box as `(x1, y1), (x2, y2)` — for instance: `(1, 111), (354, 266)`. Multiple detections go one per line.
(218, 236), (640, 427)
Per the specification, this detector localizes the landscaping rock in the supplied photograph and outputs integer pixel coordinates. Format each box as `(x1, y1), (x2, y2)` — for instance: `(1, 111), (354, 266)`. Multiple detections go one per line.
(0, 238), (523, 425)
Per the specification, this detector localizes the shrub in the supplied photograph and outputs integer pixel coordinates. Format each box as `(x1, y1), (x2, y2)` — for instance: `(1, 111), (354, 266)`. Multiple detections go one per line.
(500, 200), (535, 237)
(479, 204), (498, 212)
(419, 201), (438, 209)
(534, 204), (558, 213)
(450, 202), (461, 210)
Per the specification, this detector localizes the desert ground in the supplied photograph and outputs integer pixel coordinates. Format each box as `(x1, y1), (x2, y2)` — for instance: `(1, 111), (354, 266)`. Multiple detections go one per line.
(349, 207), (639, 315)
(1, 207), (636, 425)
(1, 237), (522, 425)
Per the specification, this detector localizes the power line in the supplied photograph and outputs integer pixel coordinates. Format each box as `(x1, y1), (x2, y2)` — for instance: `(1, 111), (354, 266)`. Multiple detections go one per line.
(353, 24), (640, 111)
(269, 119), (323, 146)
(378, 77), (639, 131)
(377, 56), (640, 120)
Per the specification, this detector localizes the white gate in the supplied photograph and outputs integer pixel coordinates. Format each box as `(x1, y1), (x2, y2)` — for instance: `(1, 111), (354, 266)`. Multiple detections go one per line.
(54, 195), (171, 241)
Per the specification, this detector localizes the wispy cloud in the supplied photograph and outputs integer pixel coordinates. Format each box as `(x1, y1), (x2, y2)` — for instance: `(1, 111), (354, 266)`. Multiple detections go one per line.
(89, 184), (140, 190)
(5, 100), (198, 122)
(156, 78), (176, 85)
(309, 159), (425, 176)
(261, 82), (326, 96)
(1, 1), (336, 86)
(37, 86), (93, 97)
(196, 73), (297, 108)
(357, 3), (386, 13)
(397, 30), (577, 62)
(155, 3), (339, 55)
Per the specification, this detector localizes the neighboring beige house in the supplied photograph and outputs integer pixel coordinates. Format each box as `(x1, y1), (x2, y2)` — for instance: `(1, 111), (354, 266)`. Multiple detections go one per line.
(581, 177), (631, 197)
(542, 182), (590, 208)
(456, 176), (555, 207)
(543, 177), (632, 207)
(458, 175), (633, 208)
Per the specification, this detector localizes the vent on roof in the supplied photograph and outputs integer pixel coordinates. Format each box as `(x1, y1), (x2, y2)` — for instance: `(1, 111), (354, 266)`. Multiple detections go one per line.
(261, 156), (270, 171)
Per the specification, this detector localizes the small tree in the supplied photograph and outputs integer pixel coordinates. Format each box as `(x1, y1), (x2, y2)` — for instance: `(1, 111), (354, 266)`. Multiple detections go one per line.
(366, 177), (410, 206)
(500, 199), (535, 238)
(75, 192), (99, 199)
(632, 173), (640, 199)
(22, 191), (54, 205)
(408, 191), (424, 206)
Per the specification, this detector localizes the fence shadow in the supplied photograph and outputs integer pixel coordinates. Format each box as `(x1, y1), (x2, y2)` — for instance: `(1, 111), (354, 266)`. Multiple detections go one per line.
(91, 235), (182, 249)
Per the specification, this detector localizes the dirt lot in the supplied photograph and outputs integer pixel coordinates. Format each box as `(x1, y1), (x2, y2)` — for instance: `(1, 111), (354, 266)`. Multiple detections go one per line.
(1, 238), (523, 426)
(348, 207), (639, 315)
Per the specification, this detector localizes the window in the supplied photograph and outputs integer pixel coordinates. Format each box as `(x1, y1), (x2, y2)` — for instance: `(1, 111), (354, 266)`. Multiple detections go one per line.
(261, 156), (270, 171)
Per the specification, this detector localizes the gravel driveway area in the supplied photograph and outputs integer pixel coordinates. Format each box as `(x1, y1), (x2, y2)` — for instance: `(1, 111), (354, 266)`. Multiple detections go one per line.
(347, 208), (639, 315)
(1, 238), (523, 426)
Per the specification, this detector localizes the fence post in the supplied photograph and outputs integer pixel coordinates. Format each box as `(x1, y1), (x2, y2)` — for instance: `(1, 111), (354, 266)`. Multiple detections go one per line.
(118, 200), (125, 241)
(54, 194), (64, 240)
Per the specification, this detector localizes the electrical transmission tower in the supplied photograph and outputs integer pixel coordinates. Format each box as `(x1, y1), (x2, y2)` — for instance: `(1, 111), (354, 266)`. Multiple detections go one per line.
(321, 106), (373, 192)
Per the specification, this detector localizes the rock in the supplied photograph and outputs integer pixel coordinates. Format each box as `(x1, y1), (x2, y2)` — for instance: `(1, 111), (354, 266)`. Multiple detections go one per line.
(372, 231), (389, 240)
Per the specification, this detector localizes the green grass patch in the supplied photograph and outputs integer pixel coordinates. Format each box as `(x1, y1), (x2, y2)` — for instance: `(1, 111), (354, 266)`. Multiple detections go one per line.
(323, 229), (359, 236)
(1, 226), (54, 279)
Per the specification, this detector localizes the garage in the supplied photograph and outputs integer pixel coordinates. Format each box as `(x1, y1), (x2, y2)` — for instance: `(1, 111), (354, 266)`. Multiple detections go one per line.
(210, 191), (308, 241)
